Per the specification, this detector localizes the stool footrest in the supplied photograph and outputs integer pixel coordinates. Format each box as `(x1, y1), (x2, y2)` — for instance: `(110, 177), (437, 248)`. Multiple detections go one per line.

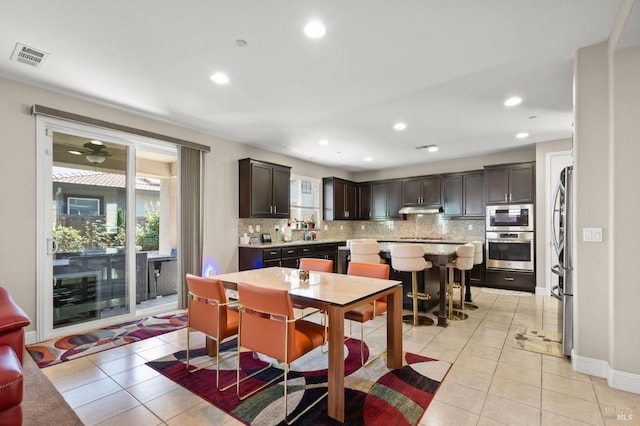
(406, 292), (431, 301)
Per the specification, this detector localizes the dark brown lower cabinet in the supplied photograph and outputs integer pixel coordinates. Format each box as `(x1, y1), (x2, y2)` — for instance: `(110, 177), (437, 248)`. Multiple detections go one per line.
(484, 269), (535, 292)
(239, 243), (343, 272)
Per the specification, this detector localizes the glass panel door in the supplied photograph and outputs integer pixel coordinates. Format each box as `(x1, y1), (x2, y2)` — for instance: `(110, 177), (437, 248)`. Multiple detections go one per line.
(52, 134), (130, 329)
(37, 116), (180, 340)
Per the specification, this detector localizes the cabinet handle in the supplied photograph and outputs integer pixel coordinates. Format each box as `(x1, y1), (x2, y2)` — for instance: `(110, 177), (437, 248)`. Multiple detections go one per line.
(504, 193), (507, 202)
(509, 193), (512, 202)
(274, 205), (277, 214)
(504, 277), (515, 281)
(269, 205), (273, 214)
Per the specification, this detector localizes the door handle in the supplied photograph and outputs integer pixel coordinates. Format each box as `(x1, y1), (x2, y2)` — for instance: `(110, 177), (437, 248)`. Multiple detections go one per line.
(47, 238), (58, 255)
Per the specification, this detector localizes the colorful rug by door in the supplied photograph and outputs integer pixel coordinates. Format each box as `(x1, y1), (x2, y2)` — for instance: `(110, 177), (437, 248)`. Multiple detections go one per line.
(27, 312), (187, 368)
(147, 338), (451, 425)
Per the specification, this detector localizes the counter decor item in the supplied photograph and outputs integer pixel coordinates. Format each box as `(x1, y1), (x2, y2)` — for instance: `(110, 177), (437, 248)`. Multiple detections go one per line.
(298, 269), (310, 281)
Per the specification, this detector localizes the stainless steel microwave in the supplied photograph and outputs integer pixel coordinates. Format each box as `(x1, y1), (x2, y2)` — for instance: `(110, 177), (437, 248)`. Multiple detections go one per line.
(486, 204), (534, 232)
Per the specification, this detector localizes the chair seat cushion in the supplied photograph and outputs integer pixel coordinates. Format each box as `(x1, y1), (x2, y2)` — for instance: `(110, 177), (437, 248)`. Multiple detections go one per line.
(222, 309), (239, 340)
(345, 304), (374, 323)
(290, 320), (326, 362)
(0, 345), (23, 411)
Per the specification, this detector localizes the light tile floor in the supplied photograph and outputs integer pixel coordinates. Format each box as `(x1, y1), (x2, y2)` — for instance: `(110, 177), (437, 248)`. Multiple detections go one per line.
(41, 288), (640, 425)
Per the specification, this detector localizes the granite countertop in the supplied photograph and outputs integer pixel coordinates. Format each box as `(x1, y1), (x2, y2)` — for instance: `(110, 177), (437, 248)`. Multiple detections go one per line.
(239, 239), (347, 249)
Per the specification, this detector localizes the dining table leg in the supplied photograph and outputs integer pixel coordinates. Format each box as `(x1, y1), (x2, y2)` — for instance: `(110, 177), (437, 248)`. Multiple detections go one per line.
(386, 285), (403, 369)
(327, 304), (345, 422)
(437, 264), (449, 327)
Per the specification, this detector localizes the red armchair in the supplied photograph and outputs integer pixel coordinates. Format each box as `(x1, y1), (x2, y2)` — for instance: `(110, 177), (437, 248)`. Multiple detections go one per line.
(0, 287), (31, 425)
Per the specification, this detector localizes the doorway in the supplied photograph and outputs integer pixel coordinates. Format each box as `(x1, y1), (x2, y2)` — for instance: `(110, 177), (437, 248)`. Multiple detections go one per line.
(37, 117), (179, 341)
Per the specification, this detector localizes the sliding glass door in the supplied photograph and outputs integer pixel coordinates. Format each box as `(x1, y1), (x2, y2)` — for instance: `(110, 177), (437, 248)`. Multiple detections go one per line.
(37, 117), (178, 340)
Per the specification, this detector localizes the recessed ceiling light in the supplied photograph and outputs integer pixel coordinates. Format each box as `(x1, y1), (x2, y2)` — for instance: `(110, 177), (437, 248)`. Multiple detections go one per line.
(516, 132), (529, 139)
(235, 39), (247, 47)
(504, 96), (522, 107)
(89, 140), (103, 146)
(427, 145), (439, 152)
(210, 72), (230, 85)
(318, 139), (329, 146)
(393, 122), (407, 131)
(304, 20), (326, 39)
(68, 150), (82, 155)
(364, 157), (372, 162)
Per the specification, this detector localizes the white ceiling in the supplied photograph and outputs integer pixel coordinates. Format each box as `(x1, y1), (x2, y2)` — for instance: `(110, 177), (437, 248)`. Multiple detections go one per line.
(0, 1), (625, 172)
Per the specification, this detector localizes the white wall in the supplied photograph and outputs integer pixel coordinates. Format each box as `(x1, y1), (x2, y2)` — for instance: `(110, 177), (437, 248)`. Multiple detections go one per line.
(573, 38), (640, 392)
(353, 148), (535, 182)
(611, 45), (640, 377)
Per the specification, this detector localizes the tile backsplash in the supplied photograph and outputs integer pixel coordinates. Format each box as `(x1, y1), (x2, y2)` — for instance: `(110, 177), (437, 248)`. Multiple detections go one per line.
(238, 215), (484, 244)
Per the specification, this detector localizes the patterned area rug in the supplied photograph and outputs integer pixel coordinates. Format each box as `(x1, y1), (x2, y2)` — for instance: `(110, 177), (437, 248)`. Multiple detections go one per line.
(514, 328), (564, 358)
(147, 338), (451, 425)
(27, 312), (187, 368)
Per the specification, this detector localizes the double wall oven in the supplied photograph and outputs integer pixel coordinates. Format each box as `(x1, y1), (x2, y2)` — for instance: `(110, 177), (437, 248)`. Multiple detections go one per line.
(485, 204), (535, 272)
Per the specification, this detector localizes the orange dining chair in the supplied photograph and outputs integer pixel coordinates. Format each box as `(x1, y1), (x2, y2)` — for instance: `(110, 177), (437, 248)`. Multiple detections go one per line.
(345, 261), (391, 366)
(185, 274), (239, 391)
(236, 282), (328, 424)
(297, 257), (333, 339)
(298, 257), (333, 272)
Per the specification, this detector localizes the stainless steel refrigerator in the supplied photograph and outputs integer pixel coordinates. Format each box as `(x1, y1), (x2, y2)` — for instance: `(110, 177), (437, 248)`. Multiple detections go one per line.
(551, 166), (573, 356)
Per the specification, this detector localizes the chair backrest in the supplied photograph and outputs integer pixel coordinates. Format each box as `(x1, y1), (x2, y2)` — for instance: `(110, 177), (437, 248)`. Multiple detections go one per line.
(237, 282), (295, 362)
(350, 241), (381, 264)
(299, 257), (333, 272)
(346, 238), (377, 248)
(390, 244), (429, 272)
(347, 262), (390, 280)
(470, 240), (483, 265)
(455, 243), (475, 271)
(186, 274), (229, 339)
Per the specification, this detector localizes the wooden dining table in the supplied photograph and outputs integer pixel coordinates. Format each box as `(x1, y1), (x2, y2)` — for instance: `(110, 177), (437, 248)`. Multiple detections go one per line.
(211, 266), (403, 423)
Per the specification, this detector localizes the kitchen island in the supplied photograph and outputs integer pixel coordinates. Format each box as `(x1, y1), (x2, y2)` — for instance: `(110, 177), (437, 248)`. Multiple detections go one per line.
(338, 241), (459, 327)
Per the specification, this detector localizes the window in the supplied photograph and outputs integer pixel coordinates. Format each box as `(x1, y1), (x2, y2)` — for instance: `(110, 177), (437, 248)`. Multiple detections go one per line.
(290, 175), (320, 224)
(66, 196), (101, 215)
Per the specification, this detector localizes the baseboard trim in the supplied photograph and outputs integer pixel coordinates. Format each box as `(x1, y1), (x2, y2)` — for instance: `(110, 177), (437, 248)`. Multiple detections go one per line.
(535, 286), (549, 296)
(25, 330), (37, 345)
(572, 350), (640, 394)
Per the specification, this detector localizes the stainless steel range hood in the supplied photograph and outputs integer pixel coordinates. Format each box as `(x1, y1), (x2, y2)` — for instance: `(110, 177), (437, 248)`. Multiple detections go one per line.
(398, 205), (444, 215)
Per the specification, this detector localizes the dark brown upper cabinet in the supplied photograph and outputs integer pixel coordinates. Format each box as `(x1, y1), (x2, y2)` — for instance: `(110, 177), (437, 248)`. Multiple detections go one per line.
(402, 176), (441, 206)
(485, 162), (535, 204)
(371, 180), (403, 220)
(443, 171), (485, 218)
(323, 177), (358, 220)
(239, 158), (291, 218)
(358, 182), (372, 219)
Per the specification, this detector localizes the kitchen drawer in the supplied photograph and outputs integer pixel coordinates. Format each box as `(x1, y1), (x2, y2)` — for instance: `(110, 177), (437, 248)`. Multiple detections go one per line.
(484, 269), (534, 292)
(262, 248), (282, 261)
(281, 247), (298, 259)
(297, 246), (314, 257)
(314, 243), (338, 254)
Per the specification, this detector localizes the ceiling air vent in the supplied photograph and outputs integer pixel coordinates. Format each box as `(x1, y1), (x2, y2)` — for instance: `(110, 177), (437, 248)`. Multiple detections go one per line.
(11, 43), (49, 68)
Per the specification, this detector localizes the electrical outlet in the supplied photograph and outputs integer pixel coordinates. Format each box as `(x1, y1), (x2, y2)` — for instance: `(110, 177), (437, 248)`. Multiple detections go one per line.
(256, 225), (260, 232)
(583, 227), (603, 242)
(361, 224), (365, 230)
(468, 224), (473, 230)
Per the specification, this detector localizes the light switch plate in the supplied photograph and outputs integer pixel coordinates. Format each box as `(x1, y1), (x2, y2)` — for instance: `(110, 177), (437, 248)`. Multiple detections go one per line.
(583, 227), (603, 242)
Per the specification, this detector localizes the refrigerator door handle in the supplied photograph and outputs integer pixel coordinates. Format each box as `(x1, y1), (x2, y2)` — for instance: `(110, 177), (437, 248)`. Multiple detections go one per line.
(551, 264), (563, 277)
(551, 182), (562, 255)
(551, 285), (562, 301)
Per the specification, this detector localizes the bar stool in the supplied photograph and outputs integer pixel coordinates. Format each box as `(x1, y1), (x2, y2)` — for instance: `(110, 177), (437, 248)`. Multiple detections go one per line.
(390, 244), (434, 326)
(464, 240), (483, 310)
(350, 241), (382, 264)
(446, 243), (475, 320)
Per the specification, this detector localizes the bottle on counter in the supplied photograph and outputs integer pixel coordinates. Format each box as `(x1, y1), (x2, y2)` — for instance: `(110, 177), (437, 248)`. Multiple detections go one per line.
(283, 223), (292, 242)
